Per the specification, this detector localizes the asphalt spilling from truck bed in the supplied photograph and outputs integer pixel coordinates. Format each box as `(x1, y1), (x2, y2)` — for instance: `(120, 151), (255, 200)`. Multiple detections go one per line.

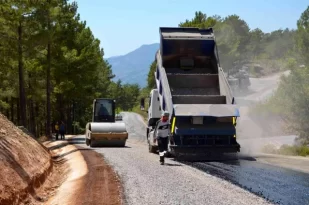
(185, 159), (309, 205)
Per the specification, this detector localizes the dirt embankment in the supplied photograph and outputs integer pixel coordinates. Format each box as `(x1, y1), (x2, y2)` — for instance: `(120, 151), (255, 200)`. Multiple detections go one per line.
(0, 113), (123, 205)
(0, 113), (53, 204)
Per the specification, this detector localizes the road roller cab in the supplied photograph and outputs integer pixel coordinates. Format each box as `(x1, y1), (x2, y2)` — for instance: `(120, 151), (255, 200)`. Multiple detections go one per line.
(85, 98), (128, 147)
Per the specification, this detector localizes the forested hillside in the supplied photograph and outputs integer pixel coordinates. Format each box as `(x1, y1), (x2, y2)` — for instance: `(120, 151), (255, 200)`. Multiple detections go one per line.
(106, 43), (159, 87)
(0, 1), (140, 138)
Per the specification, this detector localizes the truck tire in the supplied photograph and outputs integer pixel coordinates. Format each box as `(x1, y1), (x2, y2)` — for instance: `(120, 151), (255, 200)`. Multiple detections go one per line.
(149, 144), (156, 153)
(90, 139), (95, 148)
(165, 151), (172, 158)
(146, 128), (149, 140)
(86, 138), (90, 146)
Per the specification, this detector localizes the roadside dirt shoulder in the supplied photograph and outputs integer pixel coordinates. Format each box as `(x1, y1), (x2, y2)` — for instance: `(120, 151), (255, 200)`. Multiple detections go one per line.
(45, 142), (123, 205)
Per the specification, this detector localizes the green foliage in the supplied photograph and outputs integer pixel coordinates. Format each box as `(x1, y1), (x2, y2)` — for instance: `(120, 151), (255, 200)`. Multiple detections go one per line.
(296, 6), (309, 65)
(178, 11), (298, 74)
(178, 11), (219, 28)
(132, 106), (148, 121)
(0, 0), (139, 136)
(252, 6), (309, 144)
(147, 61), (156, 89)
(108, 80), (141, 112)
(146, 11), (299, 85)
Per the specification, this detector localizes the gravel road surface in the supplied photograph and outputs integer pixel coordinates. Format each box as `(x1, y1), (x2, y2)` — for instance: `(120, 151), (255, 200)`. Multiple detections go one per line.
(74, 112), (309, 205)
(73, 70), (309, 205)
(235, 70), (290, 103)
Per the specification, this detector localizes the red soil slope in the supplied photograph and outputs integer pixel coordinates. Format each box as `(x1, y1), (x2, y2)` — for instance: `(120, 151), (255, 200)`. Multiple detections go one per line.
(0, 113), (52, 205)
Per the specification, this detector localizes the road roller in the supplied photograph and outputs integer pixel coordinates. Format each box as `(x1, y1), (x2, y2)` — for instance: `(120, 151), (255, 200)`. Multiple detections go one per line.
(85, 98), (128, 147)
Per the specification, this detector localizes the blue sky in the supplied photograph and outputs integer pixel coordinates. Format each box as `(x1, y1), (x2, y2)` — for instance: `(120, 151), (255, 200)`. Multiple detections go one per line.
(73, 0), (308, 58)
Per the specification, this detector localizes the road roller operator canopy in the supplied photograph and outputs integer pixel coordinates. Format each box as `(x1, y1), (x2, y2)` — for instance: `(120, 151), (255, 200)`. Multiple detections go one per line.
(93, 98), (115, 122)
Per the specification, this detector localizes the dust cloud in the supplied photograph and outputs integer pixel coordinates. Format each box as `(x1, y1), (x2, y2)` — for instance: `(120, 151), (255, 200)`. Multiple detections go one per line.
(232, 71), (295, 156)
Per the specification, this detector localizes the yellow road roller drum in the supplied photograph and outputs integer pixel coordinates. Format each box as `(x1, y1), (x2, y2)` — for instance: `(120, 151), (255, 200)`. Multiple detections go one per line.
(85, 98), (128, 147)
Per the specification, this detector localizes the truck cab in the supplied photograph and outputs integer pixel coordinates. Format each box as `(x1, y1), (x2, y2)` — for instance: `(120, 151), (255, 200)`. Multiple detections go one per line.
(147, 89), (161, 127)
(143, 89), (162, 153)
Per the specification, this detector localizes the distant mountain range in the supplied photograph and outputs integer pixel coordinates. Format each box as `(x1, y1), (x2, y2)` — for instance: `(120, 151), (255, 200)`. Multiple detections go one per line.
(106, 43), (159, 88)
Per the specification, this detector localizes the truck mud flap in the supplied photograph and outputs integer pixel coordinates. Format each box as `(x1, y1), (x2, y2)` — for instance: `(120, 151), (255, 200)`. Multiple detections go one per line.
(173, 152), (239, 162)
(169, 144), (240, 162)
(169, 144), (240, 153)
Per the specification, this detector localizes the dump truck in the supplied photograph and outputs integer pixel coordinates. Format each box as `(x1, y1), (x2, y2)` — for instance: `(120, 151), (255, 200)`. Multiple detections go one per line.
(85, 98), (128, 147)
(140, 27), (240, 158)
(227, 68), (251, 92)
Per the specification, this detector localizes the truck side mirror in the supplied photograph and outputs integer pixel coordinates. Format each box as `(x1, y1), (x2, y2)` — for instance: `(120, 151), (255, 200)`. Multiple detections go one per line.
(140, 98), (145, 111)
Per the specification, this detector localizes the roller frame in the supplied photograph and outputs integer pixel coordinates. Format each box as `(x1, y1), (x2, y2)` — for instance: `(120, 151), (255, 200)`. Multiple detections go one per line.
(86, 122), (128, 147)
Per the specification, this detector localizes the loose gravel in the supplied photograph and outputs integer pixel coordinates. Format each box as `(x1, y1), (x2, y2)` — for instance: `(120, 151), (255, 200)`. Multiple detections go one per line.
(78, 112), (272, 205)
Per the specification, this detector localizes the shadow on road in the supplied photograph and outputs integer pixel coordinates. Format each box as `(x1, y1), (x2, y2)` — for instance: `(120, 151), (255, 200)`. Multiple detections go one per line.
(238, 155), (257, 161)
(164, 163), (182, 167)
(67, 137), (85, 141)
(170, 153), (256, 163)
(66, 137), (85, 145)
(90, 146), (132, 149)
(52, 148), (92, 160)
(48, 142), (69, 150)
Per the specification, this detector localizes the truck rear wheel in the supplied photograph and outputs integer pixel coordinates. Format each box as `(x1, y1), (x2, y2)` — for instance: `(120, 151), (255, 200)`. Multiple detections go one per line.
(149, 144), (156, 153)
(146, 128), (149, 140)
(165, 151), (172, 158)
(90, 140), (95, 148)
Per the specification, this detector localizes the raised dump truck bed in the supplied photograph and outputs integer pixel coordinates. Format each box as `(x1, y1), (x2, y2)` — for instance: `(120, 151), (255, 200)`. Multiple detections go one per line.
(142, 27), (240, 157)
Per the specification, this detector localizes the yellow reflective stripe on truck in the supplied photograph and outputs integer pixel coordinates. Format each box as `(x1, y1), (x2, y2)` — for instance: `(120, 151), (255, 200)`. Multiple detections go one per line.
(233, 117), (236, 138)
(171, 117), (176, 134)
(232, 117), (236, 125)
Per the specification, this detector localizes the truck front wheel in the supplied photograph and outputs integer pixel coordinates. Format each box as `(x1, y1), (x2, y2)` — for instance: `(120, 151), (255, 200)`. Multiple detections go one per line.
(149, 144), (157, 153)
(90, 139), (95, 147)
(146, 128), (149, 140)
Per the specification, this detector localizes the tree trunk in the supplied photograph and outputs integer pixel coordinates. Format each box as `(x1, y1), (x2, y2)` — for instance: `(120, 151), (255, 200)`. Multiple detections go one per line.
(46, 2), (51, 138)
(58, 94), (64, 121)
(40, 122), (43, 136)
(72, 101), (75, 134)
(16, 98), (20, 125)
(56, 94), (61, 122)
(18, 21), (27, 127)
(29, 99), (35, 135)
(5, 98), (10, 119)
(10, 98), (14, 123)
(28, 73), (36, 136)
(34, 102), (39, 138)
(66, 104), (72, 134)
